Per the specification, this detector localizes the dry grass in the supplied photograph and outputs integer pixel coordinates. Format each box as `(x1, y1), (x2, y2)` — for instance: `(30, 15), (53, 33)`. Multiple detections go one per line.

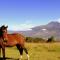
(1, 42), (60, 60)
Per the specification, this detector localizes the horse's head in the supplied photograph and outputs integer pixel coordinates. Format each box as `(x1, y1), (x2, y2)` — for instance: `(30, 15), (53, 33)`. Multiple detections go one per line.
(0, 25), (8, 41)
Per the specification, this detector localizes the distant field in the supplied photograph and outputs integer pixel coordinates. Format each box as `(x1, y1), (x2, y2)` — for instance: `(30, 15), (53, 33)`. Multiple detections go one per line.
(1, 42), (60, 60)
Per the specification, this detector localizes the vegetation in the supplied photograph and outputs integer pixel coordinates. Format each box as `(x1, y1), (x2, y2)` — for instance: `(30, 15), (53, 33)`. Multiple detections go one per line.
(26, 36), (56, 43)
(26, 37), (46, 43)
(47, 36), (55, 42)
(0, 43), (60, 60)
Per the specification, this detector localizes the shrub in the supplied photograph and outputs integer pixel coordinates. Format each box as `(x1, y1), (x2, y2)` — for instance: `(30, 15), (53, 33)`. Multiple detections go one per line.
(26, 37), (45, 43)
(47, 36), (55, 42)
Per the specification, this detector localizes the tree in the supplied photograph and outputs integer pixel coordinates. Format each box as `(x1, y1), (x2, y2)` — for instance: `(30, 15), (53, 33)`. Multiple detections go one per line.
(26, 37), (45, 43)
(47, 36), (55, 42)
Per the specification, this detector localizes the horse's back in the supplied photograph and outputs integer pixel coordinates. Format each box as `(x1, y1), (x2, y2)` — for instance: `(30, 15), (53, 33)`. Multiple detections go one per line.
(6, 33), (25, 46)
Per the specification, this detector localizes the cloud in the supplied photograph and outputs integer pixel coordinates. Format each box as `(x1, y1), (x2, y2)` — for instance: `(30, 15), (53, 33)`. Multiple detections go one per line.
(48, 18), (60, 23)
(57, 18), (60, 23)
(8, 24), (34, 31)
(0, 20), (34, 31)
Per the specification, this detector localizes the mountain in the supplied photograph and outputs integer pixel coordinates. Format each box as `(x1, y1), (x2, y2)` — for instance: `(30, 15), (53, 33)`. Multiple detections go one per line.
(8, 21), (60, 40)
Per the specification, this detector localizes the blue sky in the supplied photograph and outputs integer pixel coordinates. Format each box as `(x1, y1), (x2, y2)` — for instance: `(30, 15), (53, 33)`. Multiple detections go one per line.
(0, 0), (60, 31)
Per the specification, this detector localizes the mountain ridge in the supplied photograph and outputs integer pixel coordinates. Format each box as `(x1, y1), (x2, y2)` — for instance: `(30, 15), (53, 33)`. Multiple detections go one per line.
(8, 21), (60, 40)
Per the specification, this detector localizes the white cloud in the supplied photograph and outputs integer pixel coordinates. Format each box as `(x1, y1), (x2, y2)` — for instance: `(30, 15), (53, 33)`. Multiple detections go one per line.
(49, 18), (60, 23)
(57, 18), (60, 23)
(8, 24), (34, 31)
(0, 20), (34, 31)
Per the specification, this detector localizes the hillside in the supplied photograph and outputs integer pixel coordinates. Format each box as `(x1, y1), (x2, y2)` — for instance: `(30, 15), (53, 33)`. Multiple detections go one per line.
(8, 21), (60, 40)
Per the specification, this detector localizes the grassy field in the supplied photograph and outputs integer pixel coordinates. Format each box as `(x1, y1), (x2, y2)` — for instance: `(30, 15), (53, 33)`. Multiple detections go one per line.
(1, 42), (60, 60)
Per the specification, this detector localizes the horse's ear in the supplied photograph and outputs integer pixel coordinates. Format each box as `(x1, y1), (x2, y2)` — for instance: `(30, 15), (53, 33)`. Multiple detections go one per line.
(6, 26), (8, 28)
(0, 27), (1, 30)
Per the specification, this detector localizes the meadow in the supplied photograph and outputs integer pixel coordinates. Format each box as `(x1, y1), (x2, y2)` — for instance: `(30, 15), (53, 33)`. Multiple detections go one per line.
(1, 42), (60, 60)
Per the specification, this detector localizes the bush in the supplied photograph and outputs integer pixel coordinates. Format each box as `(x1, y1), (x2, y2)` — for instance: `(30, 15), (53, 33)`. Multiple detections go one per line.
(47, 36), (55, 42)
(26, 37), (45, 43)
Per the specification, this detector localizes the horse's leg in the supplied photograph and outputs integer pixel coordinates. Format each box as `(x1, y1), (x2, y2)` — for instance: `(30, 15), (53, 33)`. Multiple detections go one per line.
(23, 47), (29, 60)
(16, 44), (23, 60)
(0, 47), (1, 58)
(2, 45), (5, 60)
(19, 47), (23, 60)
(16, 44), (29, 60)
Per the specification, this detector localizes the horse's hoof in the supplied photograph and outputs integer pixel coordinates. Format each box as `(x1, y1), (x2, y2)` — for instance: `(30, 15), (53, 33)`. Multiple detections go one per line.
(27, 54), (29, 60)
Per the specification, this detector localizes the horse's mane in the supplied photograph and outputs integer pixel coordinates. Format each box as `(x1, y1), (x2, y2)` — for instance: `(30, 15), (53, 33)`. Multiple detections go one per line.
(0, 26), (3, 37)
(0, 27), (1, 31)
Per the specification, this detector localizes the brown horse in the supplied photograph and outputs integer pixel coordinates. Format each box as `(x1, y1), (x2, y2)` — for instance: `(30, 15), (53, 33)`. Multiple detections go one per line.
(0, 25), (29, 60)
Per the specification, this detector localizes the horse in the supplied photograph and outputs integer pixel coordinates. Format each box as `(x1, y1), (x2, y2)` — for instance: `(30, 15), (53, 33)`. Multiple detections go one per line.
(0, 25), (29, 60)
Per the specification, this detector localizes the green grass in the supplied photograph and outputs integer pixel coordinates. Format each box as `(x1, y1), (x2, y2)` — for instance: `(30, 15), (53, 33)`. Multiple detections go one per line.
(1, 42), (60, 60)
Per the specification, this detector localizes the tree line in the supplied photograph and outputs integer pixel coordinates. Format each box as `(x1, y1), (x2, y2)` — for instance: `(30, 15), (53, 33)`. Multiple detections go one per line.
(26, 36), (55, 43)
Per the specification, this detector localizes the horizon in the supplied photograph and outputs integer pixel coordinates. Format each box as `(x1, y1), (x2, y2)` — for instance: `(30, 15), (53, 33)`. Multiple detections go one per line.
(0, 0), (60, 31)
(7, 21), (60, 31)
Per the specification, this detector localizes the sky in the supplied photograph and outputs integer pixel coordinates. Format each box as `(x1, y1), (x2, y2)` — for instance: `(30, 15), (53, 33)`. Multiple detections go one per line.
(0, 0), (60, 31)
